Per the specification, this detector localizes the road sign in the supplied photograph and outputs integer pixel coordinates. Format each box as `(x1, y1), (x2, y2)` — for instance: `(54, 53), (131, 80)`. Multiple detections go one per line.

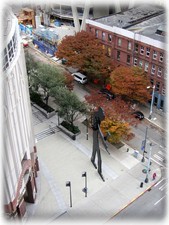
(141, 140), (145, 151)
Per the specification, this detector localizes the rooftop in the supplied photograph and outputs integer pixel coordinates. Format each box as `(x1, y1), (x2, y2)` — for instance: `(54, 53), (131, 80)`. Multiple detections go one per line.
(95, 4), (165, 42)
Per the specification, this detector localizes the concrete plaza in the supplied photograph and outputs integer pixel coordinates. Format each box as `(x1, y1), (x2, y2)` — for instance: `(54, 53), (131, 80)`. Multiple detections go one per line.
(24, 108), (161, 225)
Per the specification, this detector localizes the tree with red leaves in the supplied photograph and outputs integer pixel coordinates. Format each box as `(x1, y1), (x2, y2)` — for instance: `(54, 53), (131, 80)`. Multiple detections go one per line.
(56, 31), (115, 84)
(85, 88), (139, 143)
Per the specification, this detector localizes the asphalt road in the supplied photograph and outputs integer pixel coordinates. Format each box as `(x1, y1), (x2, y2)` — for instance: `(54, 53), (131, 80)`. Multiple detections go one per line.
(125, 120), (167, 168)
(112, 175), (167, 221)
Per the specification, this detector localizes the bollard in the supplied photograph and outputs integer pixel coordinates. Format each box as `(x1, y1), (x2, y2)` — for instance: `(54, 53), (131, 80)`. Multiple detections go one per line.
(140, 182), (143, 188)
(127, 148), (129, 152)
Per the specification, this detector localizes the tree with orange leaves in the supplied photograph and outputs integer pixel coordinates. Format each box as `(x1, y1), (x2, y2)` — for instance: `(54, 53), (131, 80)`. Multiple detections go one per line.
(110, 66), (151, 104)
(100, 118), (132, 144)
(56, 31), (115, 84)
(85, 88), (138, 143)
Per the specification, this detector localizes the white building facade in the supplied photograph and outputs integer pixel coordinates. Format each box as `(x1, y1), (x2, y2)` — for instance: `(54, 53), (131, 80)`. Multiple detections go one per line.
(2, 7), (39, 218)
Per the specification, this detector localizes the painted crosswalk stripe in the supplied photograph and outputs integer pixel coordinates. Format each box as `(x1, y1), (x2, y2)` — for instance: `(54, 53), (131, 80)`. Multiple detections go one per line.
(155, 178), (164, 187)
(153, 154), (164, 162)
(159, 183), (167, 191)
(158, 150), (165, 156)
(150, 157), (164, 167)
(154, 196), (165, 206)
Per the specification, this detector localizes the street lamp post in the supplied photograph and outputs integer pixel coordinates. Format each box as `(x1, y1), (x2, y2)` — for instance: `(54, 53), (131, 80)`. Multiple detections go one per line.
(141, 127), (148, 162)
(86, 118), (88, 140)
(145, 143), (153, 183)
(82, 172), (87, 197)
(148, 85), (155, 120)
(66, 181), (72, 207)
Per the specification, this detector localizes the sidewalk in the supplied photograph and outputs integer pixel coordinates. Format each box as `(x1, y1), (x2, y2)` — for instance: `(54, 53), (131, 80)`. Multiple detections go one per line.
(138, 104), (166, 131)
(24, 110), (162, 224)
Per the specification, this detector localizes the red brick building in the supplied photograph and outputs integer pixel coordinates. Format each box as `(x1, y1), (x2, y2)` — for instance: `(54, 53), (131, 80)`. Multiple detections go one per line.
(86, 5), (166, 111)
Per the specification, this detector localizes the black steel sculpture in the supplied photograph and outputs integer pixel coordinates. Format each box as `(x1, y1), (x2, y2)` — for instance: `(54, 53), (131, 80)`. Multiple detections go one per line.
(91, 107), (110, 181)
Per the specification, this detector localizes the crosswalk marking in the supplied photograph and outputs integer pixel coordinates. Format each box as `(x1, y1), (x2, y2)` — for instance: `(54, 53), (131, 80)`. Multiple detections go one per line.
(158, 150), (165, 156)
(159, 183), (167, 191)
(153, 154), (164, 162)
(150, 157), (164, 167)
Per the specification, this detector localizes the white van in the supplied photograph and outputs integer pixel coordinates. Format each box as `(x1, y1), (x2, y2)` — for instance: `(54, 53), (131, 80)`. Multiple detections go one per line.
(72, 72), (88, 84)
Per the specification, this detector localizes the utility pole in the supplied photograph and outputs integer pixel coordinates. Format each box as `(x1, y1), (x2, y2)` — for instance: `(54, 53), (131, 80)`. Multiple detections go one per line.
(82, 172), (87, 197)
(145, 143), (153, 183)
(148, 85), (155, 119)
(141, 127), (148, 162)
(66, 181), (72, 207)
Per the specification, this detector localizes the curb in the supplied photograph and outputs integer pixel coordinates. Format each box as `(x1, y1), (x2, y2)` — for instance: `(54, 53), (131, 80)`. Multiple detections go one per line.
(144, 117), (165, 132)
(107, 178), (160, 222)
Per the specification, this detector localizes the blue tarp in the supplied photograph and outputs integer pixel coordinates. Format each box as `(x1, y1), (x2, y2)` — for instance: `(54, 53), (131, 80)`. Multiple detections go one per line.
(33, 39), (57, 56)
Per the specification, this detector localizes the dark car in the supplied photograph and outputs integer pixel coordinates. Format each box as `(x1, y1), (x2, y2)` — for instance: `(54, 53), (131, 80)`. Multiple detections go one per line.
(132, 111), (144, 120)
(99, 88), (115, 100)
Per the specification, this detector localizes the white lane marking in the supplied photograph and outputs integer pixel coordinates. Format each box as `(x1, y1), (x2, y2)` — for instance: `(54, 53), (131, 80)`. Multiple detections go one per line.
(154, 178), (164, 187)
(153, 154), (164, 162)
(154, 196), (166, 206)
(159, 183), (167, 191)
(158, 150), (165, 156)
(150, 157), (164, 167)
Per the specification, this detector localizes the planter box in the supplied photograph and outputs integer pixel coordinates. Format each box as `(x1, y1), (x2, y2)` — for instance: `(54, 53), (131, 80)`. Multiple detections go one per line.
(57, 124), (80, 140)
(32, 102), (56, 119)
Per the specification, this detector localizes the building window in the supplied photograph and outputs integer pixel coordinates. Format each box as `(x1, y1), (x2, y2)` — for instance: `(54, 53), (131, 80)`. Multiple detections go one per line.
(117, 51), (120, 60)
(151, 64), (156, 74)
(135, 43), (138, 53)
(127, 55), (130, 64)
(139, 60), (143, 68)
(102, 45), (105, 50)
(144, 62), (149, 72)
(102, 32), (106, 41)
(95, 30), (98, 38)
(107, 47), (111, 57)
(3, 32), (17, 71)
(155, 81), (160, 92)
(146, 47), (150, 57)
(134, 58), (137, 66)
(153, 50), (157, 60)
(157, 67), (162, 77)
(127, 41), (131, 50)
(118, 38), (122, 47)
(162, 87), (165, 96)
(150, 78), (154, 85)
(108, 34), (112, 42)
(140, 46), (144, 55)
(159, 52), (164, 62)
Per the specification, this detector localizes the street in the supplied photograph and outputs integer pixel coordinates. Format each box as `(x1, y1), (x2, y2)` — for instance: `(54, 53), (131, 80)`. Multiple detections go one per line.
(112, 175), (167, 220)
(125, 120), (167, 168)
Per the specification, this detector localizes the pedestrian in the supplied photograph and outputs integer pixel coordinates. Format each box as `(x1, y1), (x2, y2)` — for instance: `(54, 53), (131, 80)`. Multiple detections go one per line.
(153, 172), (156, 180)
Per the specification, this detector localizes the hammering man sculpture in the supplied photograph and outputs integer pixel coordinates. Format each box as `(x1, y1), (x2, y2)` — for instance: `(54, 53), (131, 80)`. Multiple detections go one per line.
(91, 107), (110, 182)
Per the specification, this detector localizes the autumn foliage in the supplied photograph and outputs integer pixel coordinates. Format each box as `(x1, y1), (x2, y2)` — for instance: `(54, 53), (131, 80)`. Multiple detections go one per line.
(100, 118), (132, 144)
(110, 66), (151, 104)
(85, 88), (138, 143)
(56, 31), (115, 84)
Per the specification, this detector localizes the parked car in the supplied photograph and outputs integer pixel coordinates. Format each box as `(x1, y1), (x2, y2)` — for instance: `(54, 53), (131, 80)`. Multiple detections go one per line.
(98, 88), (115, 100)
(72, 72), (88, 84)
(132, 111), (144, 120)
(51, 56), (60, 62)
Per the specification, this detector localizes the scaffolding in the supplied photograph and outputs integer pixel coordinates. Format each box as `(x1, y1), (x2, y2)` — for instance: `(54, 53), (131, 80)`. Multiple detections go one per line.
(32, 26), (59, 44)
